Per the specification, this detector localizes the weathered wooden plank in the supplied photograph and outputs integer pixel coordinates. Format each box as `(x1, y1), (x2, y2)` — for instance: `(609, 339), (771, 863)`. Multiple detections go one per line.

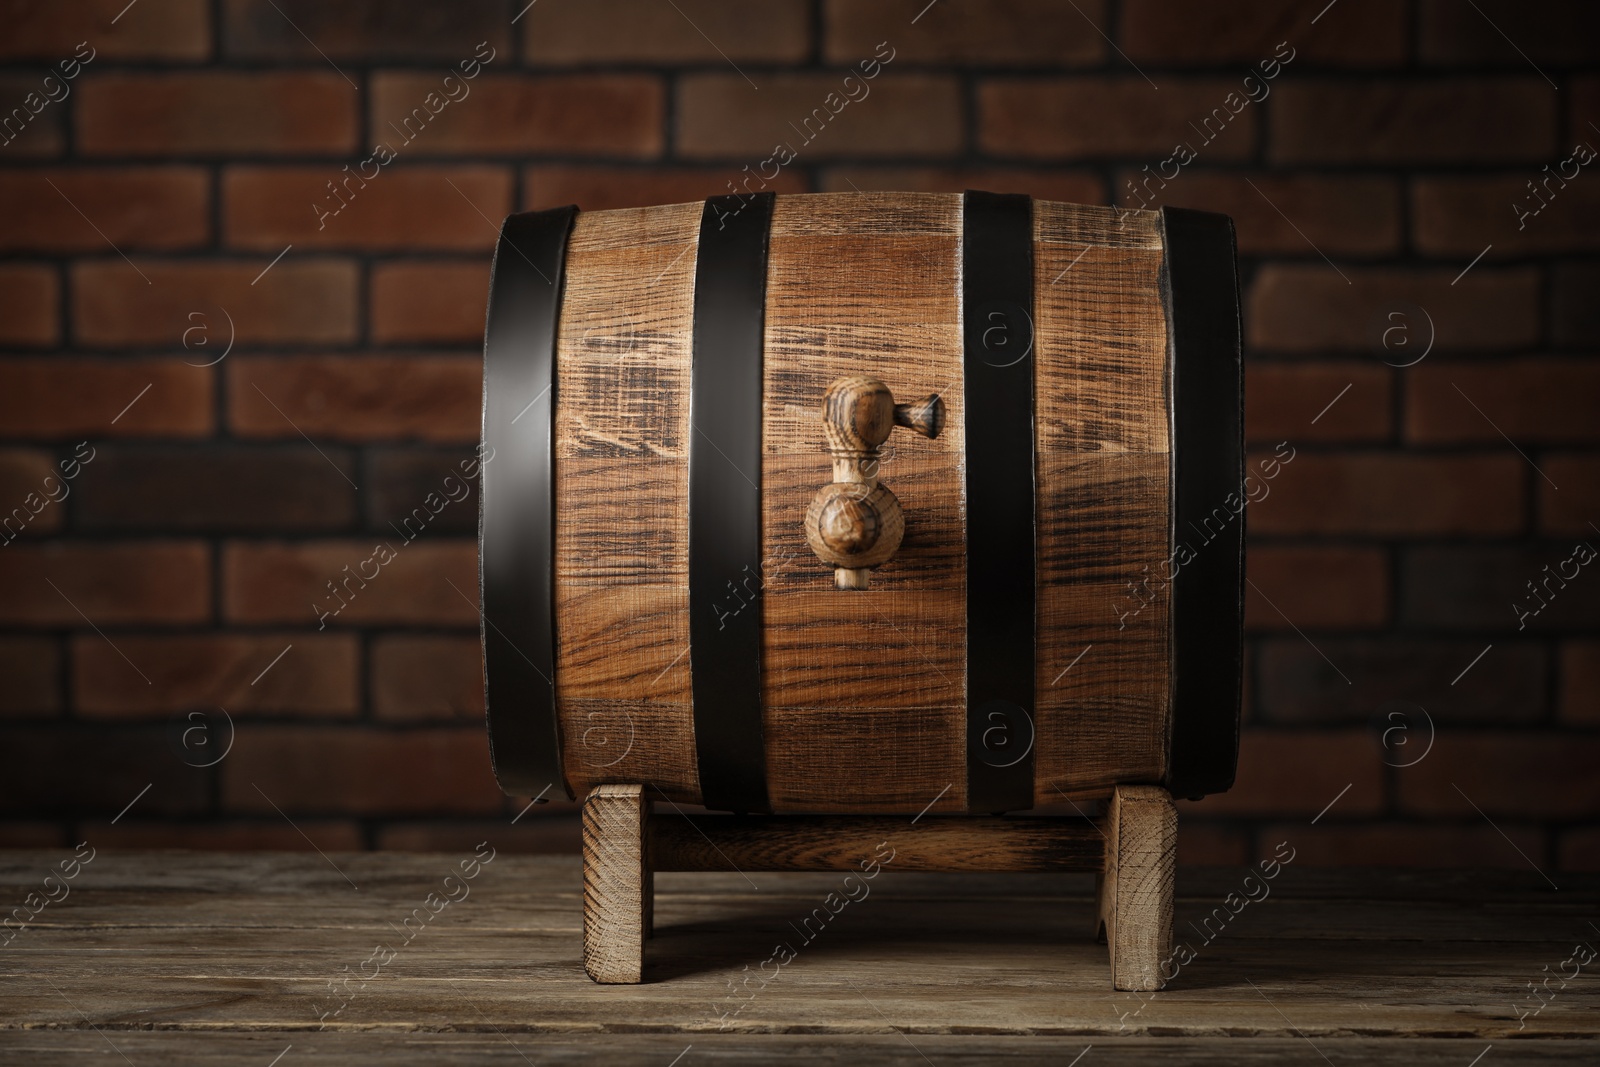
(7, 1034), (1596, 1067)
(4, 851), (1584, 911)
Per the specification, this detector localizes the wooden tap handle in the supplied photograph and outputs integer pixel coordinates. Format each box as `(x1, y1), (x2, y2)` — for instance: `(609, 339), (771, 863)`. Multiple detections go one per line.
(808, 377), (944, 589)
(894, 394), (945, 440)
(822, 377), (944, 457)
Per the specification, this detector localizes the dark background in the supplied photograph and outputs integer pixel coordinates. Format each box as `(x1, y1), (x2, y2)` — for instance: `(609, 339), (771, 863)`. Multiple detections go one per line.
(0, 0), (1596, 868)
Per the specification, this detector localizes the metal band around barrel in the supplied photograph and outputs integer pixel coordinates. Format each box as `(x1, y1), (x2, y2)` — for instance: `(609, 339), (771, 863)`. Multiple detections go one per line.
(480, 206), (578, 801)
(962, 190), (1037, 813)
(688, 193), (776, 814)
(1160, 206), (1244, 800)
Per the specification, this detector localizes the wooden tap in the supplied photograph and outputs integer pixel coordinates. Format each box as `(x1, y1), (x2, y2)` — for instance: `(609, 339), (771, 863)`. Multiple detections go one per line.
(805, 376), (944, 590)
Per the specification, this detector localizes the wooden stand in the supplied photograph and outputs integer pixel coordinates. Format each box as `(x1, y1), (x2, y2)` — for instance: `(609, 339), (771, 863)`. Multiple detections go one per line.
(581, 783), (1176, 990)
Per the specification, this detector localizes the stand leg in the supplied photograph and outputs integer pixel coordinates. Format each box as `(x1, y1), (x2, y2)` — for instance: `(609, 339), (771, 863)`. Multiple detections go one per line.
(582, 784), (648, 983)
(1101, 784), (1176, 991)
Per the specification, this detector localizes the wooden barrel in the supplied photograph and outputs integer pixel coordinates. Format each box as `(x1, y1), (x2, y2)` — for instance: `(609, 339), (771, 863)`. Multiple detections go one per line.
(480, 192), (1241, 816)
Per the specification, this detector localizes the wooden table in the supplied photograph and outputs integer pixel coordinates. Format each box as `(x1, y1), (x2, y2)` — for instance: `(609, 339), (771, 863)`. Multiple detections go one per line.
(3, 850), (1597, 1064)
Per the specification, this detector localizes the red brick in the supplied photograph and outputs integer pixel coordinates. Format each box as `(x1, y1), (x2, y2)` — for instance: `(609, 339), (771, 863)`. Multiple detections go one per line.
(827, 0), (1103, 65)
(1560, 828), (1600, 871)
(0, 0), (210, 60)
(1247, 266), (1540, 353)
(224, 165), (511, 252)
(1245, 363), (1390, 444)
(0, 168), (209, 252)
(0, 542), (210, 625)
(681, 73), (961, 160)
(1553, 262), (1600, 346)
(1414, 174), (1600, 256)
(1257, 822), (1546, 868)
(221, 726), (502, 815)
(1420, 0), (1600, 65)
(530, 0), (809, 63)
(371, 635), (482, 721)
(1247, 452), (1524, 537)
(1180, 731), (1384, 817)
(0, 637), (60, 717)
(1174, 821), (1251, 866)
(1558, 641), (1600, 726)
(370, 74), (662, 158)
(1574, 78), (1600, 145)
(1120, 172), (1401, 257)
(0, 449), (65, 538)
(81, 820), (363, 851)
(73, 260), (359, 348)
(524, 165), (809, 212)
(1399, 734), (1600, 819)
(1258, 638), (1546, 726)
(224, 0), (508, 60)
(222, 540), (477, 627)
(377, 818), (580, 853)
(78, 73), (358, 156)
(228, 356), (478, 443)
(1406, 359), (1600, 444)
(1, 727), (209, 815)
(371, 263), (487, 345)
(819, 167), (1103, 204)
(0, 75), (65, 156)
(0, 359), (212, 438)
(0, 265), (58, 346)
(75, 633), (359, 717)
(1402, 547), (1600, 630)
(1122, 0), (1403, 65)
(981, 79), (1257, 161)
(75, 445), (357, 532)
(368, 448), (481, 536)
(1540, 455), (1600, 536)
(1271, 81), (1556, 165)
(1245, 547), (1388, 630)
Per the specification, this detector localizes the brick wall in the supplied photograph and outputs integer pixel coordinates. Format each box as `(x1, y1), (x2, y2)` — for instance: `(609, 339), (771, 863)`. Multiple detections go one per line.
(1, 0), (1596, 868)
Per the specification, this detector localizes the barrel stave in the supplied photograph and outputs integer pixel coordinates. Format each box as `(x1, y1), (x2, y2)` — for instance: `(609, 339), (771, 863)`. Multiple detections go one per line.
(1033, 205), (1173, 799)
(554, 202), (701, 802)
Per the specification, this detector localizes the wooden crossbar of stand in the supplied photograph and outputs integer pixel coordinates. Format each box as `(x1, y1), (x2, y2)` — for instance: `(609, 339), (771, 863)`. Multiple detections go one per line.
(582, 783), (1176, 990)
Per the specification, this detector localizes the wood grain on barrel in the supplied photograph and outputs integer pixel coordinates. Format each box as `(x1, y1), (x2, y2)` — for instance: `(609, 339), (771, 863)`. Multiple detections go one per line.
(1033, 203), (1172, 799)
(549, 194), (1177, 811)
(554, 202), (701, 802)
(762, 193), (969, 812)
